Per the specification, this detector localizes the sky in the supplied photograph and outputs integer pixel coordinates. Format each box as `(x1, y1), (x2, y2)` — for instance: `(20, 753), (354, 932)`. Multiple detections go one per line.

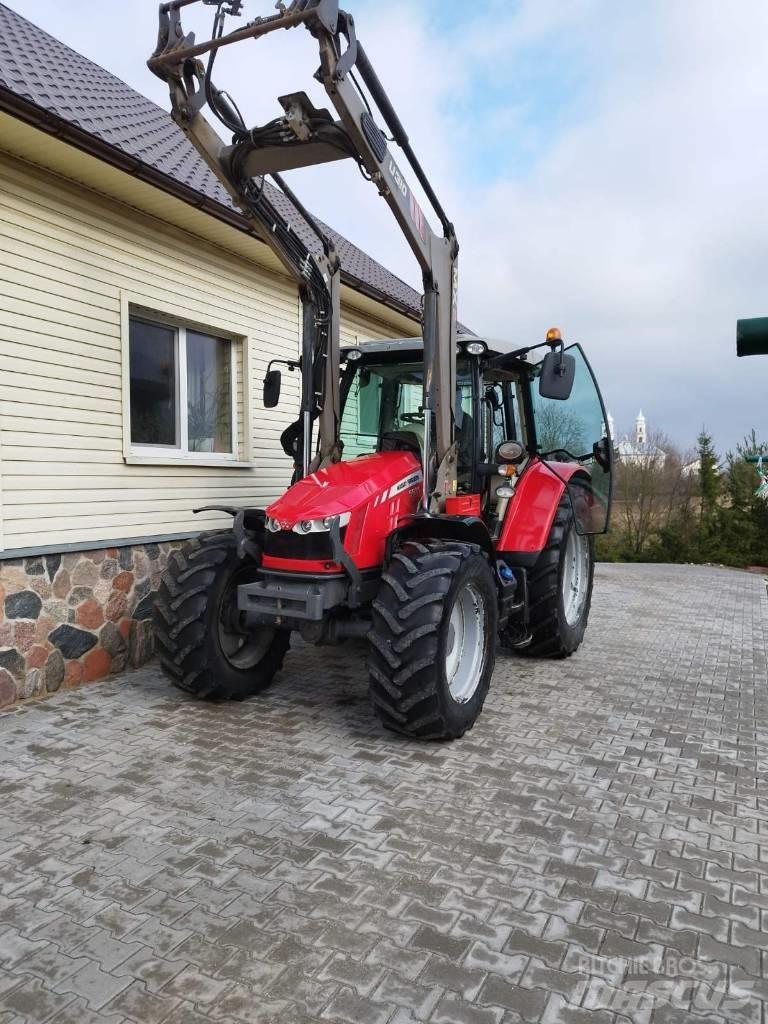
(10, 0), (768, 455)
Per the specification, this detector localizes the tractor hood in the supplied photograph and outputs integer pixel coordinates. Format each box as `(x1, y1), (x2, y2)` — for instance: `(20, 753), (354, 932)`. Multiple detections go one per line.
(266, 450), (421, 528)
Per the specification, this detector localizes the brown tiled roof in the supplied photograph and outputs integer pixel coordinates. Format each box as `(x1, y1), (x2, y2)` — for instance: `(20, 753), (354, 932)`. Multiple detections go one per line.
(0, 1), (423, 318)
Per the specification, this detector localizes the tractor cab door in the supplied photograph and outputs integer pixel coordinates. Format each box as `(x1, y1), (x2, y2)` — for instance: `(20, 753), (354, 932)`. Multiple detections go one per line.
(531, 344), (613, 534)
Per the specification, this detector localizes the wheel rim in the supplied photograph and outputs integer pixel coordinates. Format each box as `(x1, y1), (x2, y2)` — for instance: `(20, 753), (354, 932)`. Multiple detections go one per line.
(217, 569), (277, 670)
(445, 583), (486, 704)
(563, 528), (590, 627)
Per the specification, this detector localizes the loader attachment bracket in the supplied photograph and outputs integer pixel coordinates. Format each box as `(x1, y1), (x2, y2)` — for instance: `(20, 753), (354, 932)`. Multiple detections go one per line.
(329, 515), (363, 603)
(330, 8), (358, 80)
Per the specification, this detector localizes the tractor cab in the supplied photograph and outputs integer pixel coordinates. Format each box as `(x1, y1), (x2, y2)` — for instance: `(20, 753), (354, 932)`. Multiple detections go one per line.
(337, 334), (612, 538)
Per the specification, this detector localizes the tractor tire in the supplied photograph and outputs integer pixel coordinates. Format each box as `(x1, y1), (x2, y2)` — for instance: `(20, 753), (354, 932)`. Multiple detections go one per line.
(524, 493), (594, 658)
(153, 531), (290, 701)
(367, 539), (498, 741)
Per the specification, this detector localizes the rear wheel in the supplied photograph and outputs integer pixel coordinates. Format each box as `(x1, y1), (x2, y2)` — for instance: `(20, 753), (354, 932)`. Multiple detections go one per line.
(367, 539), (497, 740)
(525, 493), (594, 658)
(153, 531), (290, 700)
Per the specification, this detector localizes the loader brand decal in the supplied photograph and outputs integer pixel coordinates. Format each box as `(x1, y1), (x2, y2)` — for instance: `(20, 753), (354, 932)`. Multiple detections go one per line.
(410, 192), (427, 242)
(387, 158), (426, 241)
(372, 470), (423, 507)
(388, 158), (408, 198)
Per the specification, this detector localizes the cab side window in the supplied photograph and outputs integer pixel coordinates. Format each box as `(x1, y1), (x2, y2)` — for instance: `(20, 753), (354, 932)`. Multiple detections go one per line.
(486, 385), (506, 459)
(481, 382), (518, 460)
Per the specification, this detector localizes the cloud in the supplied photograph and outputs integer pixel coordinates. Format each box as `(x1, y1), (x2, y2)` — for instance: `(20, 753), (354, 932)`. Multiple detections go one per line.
(353, 0), (768, 454)
(454, 0), (768, 453)
(18, 0), (768, 452)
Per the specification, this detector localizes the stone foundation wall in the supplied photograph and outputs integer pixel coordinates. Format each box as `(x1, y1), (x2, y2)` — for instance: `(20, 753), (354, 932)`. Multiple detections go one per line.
(0, 541), (183, 708)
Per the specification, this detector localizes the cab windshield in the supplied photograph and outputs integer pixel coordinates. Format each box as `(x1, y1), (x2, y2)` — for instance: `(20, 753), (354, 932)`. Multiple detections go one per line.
(340, 359), (474, 470)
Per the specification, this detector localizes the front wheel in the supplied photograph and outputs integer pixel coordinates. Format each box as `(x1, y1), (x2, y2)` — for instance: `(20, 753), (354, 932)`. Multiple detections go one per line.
(367, 540), (498, 740)
(525, 493), (595, 658)
(153, 531), (290, 700)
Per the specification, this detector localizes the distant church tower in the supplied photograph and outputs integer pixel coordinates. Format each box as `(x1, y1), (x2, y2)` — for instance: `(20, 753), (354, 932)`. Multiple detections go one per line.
(635, 409), (647, 445)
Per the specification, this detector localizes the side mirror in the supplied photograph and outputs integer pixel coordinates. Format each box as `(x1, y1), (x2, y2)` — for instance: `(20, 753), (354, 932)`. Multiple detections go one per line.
(539, 350), (576, 401)
(485, 386), (502, 410)
(593, 436), (611, 471)
(263, 369), (282, 409)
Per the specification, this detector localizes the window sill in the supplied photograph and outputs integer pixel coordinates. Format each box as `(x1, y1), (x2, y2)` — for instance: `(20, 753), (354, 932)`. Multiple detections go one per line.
(125, 455), (255, 469)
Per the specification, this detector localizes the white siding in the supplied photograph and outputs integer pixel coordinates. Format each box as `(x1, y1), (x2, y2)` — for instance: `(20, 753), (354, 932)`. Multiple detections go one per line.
(0, 153), (408, 553)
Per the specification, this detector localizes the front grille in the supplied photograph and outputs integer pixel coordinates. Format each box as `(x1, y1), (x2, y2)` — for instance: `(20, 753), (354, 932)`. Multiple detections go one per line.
(264, 528), (347, 561)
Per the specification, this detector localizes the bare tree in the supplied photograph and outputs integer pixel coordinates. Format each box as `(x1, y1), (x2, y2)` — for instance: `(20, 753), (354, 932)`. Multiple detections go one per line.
(535, 402), (588, 455)
(612, 430), (696, 557)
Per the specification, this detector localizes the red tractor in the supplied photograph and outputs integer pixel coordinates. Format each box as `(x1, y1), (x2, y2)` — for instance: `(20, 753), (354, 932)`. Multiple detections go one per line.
(149, 0), (613, 739)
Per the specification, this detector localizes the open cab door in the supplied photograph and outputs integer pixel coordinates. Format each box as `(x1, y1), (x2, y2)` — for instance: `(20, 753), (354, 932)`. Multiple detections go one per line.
(532, 344), (613, 534)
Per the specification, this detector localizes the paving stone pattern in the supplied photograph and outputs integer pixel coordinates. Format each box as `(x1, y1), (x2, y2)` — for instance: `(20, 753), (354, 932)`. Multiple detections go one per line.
(0, 563), (766, 1024)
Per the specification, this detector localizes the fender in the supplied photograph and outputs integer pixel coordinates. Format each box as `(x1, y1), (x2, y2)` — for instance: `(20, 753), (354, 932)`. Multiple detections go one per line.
(498, 460), (589, 566)
(388, 513), (495, 562)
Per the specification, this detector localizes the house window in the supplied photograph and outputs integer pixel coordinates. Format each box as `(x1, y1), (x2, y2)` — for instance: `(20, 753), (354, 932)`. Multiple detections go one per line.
(129, 315), (235, 458)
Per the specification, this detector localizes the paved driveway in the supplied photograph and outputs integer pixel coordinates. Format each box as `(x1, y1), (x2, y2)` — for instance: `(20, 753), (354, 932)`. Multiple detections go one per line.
(0, 564), (766, 1024)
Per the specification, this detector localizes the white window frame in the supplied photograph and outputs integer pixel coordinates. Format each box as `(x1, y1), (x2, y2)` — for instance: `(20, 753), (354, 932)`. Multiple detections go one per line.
(121, 293), (253, 468)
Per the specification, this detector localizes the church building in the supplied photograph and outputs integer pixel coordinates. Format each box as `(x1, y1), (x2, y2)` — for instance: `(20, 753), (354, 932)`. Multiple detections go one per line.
(608, 410), (668, 468)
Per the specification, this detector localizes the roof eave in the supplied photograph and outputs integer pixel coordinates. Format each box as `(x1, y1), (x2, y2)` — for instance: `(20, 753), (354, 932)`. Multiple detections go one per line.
(0, 85), (421, 323)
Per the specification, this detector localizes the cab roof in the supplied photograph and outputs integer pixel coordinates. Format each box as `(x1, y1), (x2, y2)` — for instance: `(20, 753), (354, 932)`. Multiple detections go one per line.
(352, 336), (514, 359)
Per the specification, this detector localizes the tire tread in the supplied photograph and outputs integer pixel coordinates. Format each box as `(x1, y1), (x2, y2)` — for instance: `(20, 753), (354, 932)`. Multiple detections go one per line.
(153, 530), (289, 700)
(523, 496), (594, 658)
(367, 539), (494, 740)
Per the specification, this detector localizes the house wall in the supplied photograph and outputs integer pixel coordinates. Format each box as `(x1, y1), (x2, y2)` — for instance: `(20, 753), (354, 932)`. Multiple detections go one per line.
(0, 150), (416, 706)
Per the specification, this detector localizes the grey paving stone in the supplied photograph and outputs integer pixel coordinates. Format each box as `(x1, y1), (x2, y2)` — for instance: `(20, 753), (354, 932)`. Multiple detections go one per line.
(53, 959), (132, 1010)
(320, 988), (394, 1024)
(366, 940), (431, 981)
(419, 958), (486, 1000)
(103, 979), (180, 1024)
(463, 943), (527, 981)
(161, 965), (232, 1005)
(0, 563), (765, 1024)
(49, 996), (128, 1024)
(371, 972), (442, 1018)
(478, 975), (548, 1020)
(411, 926), (470, 962)
(317, 953), (385, 997)
(1, 976), (76, 1021)
(113, 948), (188, 993)
(432, 992), (504, 1024)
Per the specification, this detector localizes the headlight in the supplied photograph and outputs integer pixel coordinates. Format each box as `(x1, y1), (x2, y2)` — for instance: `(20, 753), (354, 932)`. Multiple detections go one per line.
(497, 441), (526, 464)
(290, 513), (351, 534)
(344, 348), (362, 361)
(265, 517), (281, 532)
(464, 340), (487, 356)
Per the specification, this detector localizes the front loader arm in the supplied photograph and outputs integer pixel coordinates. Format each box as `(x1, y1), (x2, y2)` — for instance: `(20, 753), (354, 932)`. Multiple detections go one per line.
(149, 0), (458, 509)
(150, 1), (341, 480)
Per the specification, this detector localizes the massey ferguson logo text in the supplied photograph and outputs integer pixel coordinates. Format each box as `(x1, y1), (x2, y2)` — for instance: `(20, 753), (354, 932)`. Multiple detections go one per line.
(388, 159), (408, 198)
